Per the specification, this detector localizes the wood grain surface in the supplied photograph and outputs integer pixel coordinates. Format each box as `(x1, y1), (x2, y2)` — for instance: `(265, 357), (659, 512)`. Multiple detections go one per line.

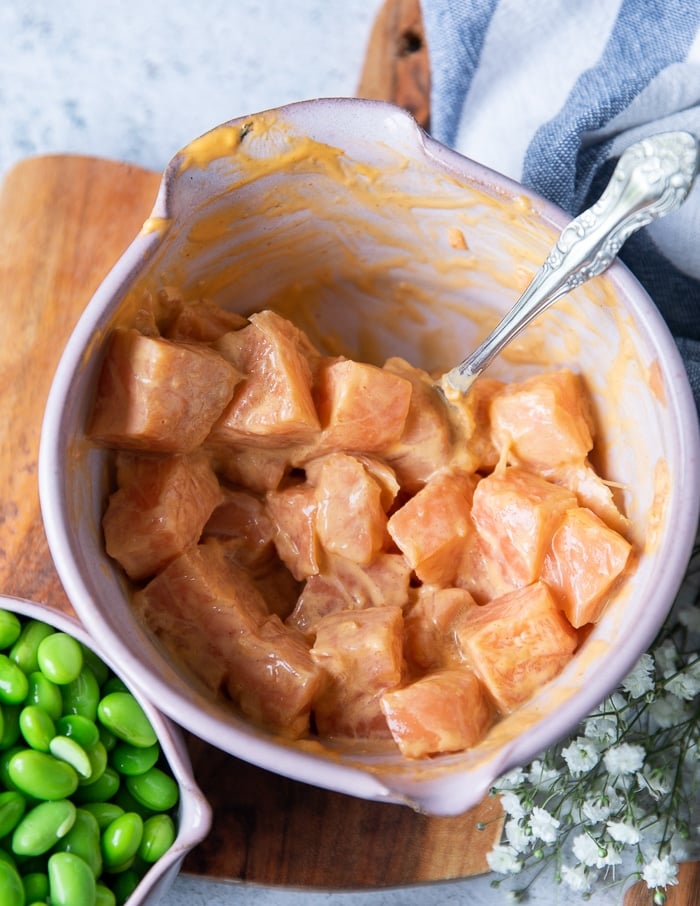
(0, 0), (694, 899)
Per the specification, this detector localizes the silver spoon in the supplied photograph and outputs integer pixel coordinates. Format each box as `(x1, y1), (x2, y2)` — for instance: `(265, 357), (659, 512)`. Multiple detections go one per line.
(440, 130), (700, 399)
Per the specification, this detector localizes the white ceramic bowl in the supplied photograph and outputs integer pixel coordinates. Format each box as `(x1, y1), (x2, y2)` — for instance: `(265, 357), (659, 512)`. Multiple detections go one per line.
(0, 594), (212, 903)
(39, 98), (700, 816)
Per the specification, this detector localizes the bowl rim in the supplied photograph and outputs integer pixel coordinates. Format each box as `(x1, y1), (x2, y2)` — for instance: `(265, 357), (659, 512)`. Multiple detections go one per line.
(37, 97), (700, 814)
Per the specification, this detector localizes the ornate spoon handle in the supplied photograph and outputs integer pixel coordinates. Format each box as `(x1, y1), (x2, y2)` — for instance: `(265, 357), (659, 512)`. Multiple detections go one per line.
(442, 130), (699, 397)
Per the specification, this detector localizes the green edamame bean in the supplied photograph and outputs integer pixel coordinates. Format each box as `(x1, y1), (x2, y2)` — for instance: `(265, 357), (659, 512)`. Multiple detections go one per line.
(8, 749), (79, 800)
(0, 609), (21, 649)
(110, 741), (160, 776)
(139, 813), (175, 863)
(74, 766), (120, 804)
(9, 620), (54, 673)
(19, 704), (56, 752)
(26, 671), (63, 721)
(97, 692), (157, 748)
(55, 807), (103, 878)
(100, 676), (129, 696)
(95, 881), (117, 906)
(81, 801), (124, 830)
(0, 789), (26, 837)
(80, 645), (110, 687)
(0, 705), (20, 749)
(22, 870), (49, 903)
(49, 736), (93, 780)
(37, 632), (84, 686)
(0, 847), (16, 867)
(48, 851), (97, 906)
(78, 740), (108, 788)
(101, 811), (143, 871)
(98, 724), (117, 752)
(55, 714), (100, 749)
(0, 746), (23, 790)
(125, 767), (178, 812)
(0, 859), (24, 906)
(110, 868), (139, 904)
(12, 799), (76, 855)
(62, 666), (100, 720)
(0, 654), (29, 705)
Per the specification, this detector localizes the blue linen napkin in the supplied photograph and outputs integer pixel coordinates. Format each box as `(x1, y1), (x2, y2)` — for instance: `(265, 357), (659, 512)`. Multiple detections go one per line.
(420, 0), (700, 413)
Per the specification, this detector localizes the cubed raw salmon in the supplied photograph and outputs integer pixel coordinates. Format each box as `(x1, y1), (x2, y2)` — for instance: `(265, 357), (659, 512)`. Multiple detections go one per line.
(287, 552), (411, 635)
(307, 453), (388, 565)
(448, 377), (505, 473)
(382, 356), (456, 491)
(103, 452), (222, 580)
(134, 541), (320, 737)
(311, 606), (404, 739)
(381, 668), (492, 757)
(456, 581), (579, 713)
(471, 467), (577, 588)
(313, 357), (412, 453)
(164, 297), (247, 342)
(404, 586), (476, 670)
(211, 310), (321, 446)
(387, 469), (478, 586)
(490, 370), (594, 469)
(90, 328), (242, 453)
(208, 444), (290, 493)
(543, 506), (632, 627)
(542, 461), (630, 535)
(203, 487), (275, 567)
(266, 481), (319, 580)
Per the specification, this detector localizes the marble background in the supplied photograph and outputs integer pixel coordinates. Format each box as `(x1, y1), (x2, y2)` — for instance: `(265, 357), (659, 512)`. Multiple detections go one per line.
(1, 3), (631, 904)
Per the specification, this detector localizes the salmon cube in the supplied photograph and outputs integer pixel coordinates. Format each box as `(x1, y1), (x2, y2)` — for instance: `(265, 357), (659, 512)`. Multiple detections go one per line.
(543, 507), (632, 627)
(404, 586), (476, 670)
(542, 461), (630, 535)
(103, 452), (222, 580)
(287, 552), (412, 635)
(471, 467), (577, 587)
(448, 377), (505, 473)
(89, 328), (242, 453)
(382, 357), (456, 492)
(456, 581), (579, 713)
(381, 668), (492, 757)
(134, 541), (320, 737)
(203, 487), (275, 567)
(311, 606), (403, 739)
(211, 310), (321, 447)
(308, 453), (387, 565)
(164, 298), (247, 342)
(387, 469), (478, 585)
(490, 370), (594, 469)
(266, 482), (319, 580)
(133, 541), (268, 692)
(313, 357), (412, 453)
(209, 444), (290, 493)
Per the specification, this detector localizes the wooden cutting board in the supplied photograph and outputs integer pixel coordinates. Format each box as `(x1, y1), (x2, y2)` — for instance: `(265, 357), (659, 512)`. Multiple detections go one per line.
(0, 1), (695, 900)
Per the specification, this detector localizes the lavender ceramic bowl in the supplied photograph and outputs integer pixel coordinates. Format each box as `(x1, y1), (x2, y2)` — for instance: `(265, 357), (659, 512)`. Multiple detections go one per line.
(39, 98), (699, 816)
(0, 595), (212, 903)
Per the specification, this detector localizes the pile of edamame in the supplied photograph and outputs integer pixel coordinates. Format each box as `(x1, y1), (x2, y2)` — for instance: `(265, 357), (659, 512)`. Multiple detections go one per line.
(0, 608), (180, 905)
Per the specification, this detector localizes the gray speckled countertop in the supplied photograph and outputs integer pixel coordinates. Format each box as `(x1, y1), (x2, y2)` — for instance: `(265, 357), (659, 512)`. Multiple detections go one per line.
(0, 4), (619, 904)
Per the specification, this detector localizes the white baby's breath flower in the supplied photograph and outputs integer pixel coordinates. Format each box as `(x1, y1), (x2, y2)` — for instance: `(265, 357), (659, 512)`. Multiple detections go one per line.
(642, 855), (679, 889)
(504, 818), (531, 854)
(487, 844), (522, 874)
(621, 652), (655, 698)
(603, 742), (645, 776)
(583, 714), (619, 744)
(528, 806), (560, 844)
(636, 768), (672, 799)
(499, 789), (526, 820)
(581, 795), (613, 824)
(498, 767), (528, 788)
(654, 639), (679, 677)
(562, 737), (600, 776)
(649, 693), (688, 729)
(527, 759), (560, 787)
(606, 820), (640, 845)
(572, 833), (607, 868)
(561, 863), (591, 893)
(665, 670), (700, 701)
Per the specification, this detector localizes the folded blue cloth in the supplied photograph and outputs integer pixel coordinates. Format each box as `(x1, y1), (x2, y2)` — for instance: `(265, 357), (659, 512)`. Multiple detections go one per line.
(420, 0), (700, 413)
